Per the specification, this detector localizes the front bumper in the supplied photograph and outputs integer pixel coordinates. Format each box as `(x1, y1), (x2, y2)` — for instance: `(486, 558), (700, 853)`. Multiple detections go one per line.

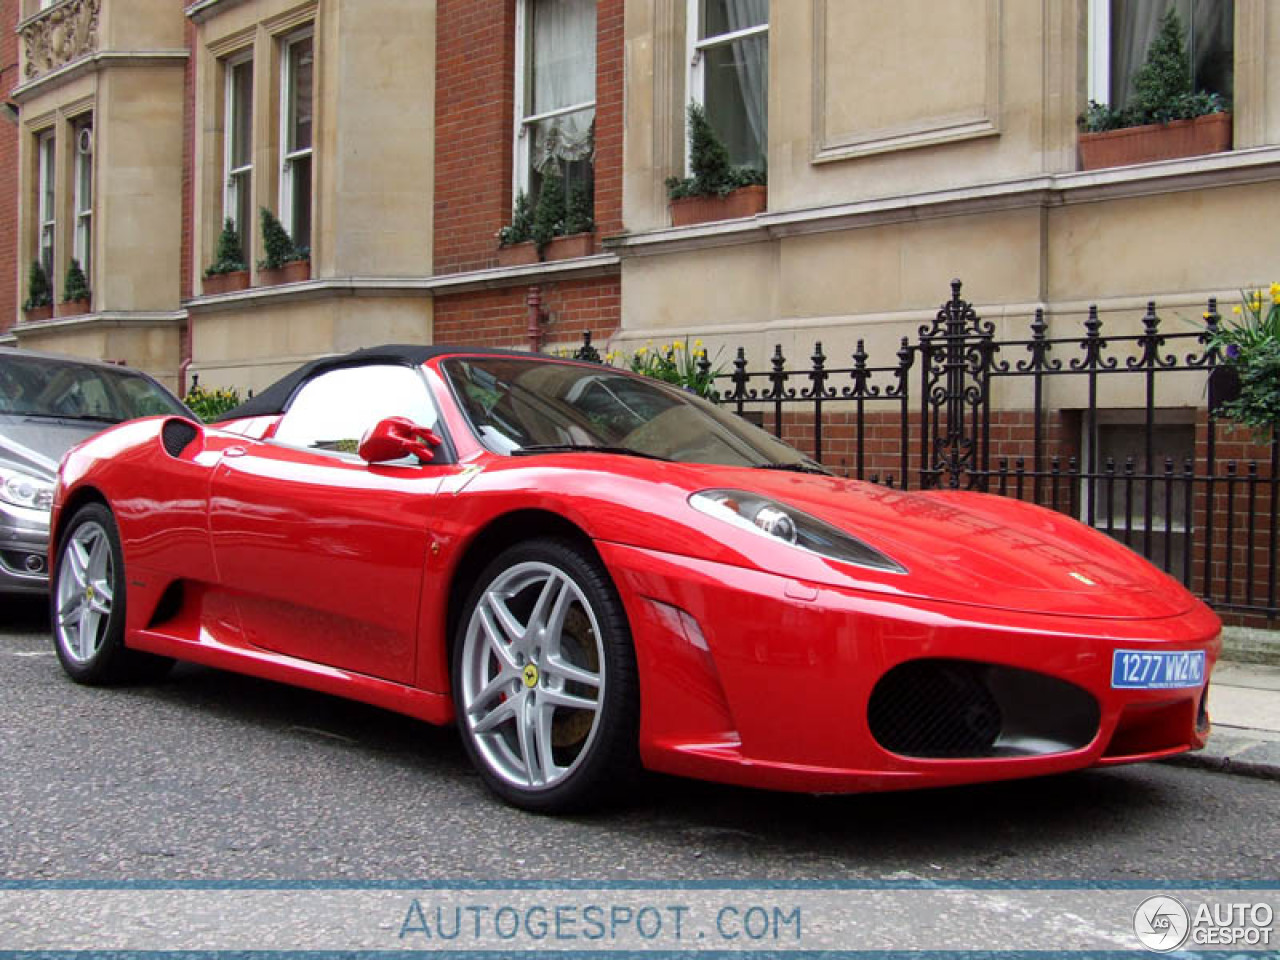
(0, 499), (51, 595)
(600, 541), (1222, 794)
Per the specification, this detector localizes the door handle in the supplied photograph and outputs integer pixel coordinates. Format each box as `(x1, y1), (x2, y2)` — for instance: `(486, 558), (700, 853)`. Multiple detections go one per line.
(223, 446), (247, 458)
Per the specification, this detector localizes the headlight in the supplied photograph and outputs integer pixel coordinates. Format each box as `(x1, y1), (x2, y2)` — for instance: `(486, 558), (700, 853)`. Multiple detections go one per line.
(690, 489), (906, 573)
(0, 466), (54, 511)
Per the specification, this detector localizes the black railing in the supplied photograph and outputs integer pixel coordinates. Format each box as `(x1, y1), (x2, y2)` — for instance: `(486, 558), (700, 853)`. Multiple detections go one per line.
(577, 280), (1278, 622)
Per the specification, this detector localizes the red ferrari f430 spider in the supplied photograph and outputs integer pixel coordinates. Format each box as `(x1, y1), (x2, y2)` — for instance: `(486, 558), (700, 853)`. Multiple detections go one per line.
(49, 346), (1221, 811)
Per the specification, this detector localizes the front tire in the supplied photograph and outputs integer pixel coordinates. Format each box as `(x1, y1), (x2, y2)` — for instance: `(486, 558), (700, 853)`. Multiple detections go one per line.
(453, 537), (639, 813)
(51, 503), (172, 685)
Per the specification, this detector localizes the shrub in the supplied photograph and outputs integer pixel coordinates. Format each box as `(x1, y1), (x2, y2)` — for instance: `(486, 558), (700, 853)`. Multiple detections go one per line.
(205, 219), (247, 277)
(62, 258), (90, 303)
(23, 261), (52, 311)
(665, 102), (766, 200)
(498, 190), (534, 247)
(1079, 8), (1228, 133)
(258, 207), (297, 270)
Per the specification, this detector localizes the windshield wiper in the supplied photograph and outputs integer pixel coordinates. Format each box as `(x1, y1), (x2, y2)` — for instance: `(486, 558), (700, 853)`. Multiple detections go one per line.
(751, 461), (831, 475)
(20, 413), (124, 425)
(511, 444), (673, 462)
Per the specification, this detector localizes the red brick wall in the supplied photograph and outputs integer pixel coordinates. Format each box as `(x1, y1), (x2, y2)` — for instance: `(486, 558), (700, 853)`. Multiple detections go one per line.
(434, 277), (620, 349)
(592, 0), (624, 239)
(433, 0), (625, 275)
(0, 0), (20, 333)
(433, 0), (517, 275)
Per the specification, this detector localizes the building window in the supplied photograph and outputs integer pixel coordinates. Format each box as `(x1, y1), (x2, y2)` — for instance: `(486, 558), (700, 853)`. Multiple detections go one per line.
(1083, 411), (1195, 572)
(514, 0), (596, 213)
(686, 0), (768, 171)
(223, 54), (254, 250)
(36, 131), (55, 280)
(280, 30), (314, 253)
(72, 118), (93, 281)
(1088, 0), (1233, 110)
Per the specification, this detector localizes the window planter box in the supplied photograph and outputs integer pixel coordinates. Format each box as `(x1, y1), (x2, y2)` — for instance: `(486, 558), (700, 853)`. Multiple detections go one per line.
(56, 299), (90, 318)
(497, 242), (539, 268)
(670, 184), (767, 228)
(23, 305), (52, 323)
(544, 232), (595, 261)
(258, 259), (311, 287)
(202, 270), (250, 296)
(1078, 112), (1232, 171)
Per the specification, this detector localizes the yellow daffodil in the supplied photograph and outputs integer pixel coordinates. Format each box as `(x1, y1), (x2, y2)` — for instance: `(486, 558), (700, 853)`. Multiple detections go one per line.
(1233, 305), (1243, 315)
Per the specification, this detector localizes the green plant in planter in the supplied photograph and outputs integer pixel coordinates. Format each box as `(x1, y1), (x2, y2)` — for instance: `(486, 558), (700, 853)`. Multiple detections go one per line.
(531, 168), (566, 253)
(23, 261), (52, 311)
(1209, 285), (1280, 434)
(613, 337), (724, 399)
(205, 219), (247, 278)
(62, 258), (90, 303)
(183, 379), (242, 423)
(1079, 8), (1228, 132)
(258, 207), (298, 270)
(498, 190), (534, 248)
(665, 102), (766, 200)
(564, 182), (594, 236)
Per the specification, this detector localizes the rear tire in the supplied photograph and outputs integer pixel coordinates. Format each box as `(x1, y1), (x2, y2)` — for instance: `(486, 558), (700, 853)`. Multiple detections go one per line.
(452, 537), (640, 813)
(51, 503), (173, 686)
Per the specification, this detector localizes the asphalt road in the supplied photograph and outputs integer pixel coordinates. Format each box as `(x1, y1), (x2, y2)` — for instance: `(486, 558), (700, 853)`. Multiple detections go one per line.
(2, 597), (1277, 883)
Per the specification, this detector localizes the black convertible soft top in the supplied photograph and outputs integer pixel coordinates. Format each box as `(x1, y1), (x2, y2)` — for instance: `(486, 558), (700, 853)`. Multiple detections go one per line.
(214, 343), (534, 421)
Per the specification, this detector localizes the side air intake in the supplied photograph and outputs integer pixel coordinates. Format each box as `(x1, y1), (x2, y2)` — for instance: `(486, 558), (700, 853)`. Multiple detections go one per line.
(161, 418), (200, 458)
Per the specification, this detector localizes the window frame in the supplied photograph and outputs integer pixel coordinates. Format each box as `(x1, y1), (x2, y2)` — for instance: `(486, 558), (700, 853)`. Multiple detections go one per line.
(36, 129), (56, 281)
(1079, 408), (1197, 570)
(683, 0), (769, 175)
(222, 50), (254, 249)
(511, 0), (598, 204)
(72, 115), (93, 281)
(279, 26), (315, 251)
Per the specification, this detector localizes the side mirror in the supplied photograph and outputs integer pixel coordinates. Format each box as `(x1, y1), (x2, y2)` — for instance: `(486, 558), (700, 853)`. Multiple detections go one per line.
(358, 417), (443, 464)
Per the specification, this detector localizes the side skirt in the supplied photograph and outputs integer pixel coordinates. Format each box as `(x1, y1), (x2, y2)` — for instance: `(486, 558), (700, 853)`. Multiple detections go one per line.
(128, 628), (455, 726)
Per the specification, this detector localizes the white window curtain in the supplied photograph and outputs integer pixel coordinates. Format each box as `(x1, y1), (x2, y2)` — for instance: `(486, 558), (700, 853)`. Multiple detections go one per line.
(529, 0), (596, 174)
(722, 0), (767, 165)
(692, 0), (768, 170)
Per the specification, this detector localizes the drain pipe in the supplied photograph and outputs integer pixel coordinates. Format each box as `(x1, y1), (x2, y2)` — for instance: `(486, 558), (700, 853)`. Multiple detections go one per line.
(178, 317), (192, 397)
(526, 285), (549, 353)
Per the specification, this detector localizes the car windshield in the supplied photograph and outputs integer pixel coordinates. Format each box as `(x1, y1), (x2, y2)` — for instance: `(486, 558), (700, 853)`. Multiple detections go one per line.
(0, 354), (189, 423)
(442, 356), (823, 470)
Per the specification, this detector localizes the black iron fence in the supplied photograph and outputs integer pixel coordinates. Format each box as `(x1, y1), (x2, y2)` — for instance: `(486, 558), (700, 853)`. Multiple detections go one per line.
(578, 280), (1277, 622)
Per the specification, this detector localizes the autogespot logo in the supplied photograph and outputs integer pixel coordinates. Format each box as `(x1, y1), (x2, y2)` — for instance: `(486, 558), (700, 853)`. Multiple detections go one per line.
(1133, 895), (1191, 952)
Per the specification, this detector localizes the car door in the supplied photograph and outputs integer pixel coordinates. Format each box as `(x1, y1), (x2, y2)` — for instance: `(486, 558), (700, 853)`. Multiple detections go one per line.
(209, 363), (449, 684)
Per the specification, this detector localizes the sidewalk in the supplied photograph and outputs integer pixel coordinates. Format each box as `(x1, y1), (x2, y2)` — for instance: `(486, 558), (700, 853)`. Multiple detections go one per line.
(1166, 660), (1280, 781)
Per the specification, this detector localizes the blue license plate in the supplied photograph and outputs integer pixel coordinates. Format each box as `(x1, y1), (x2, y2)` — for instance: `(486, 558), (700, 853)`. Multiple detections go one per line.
(1111, 649), (1206, 689)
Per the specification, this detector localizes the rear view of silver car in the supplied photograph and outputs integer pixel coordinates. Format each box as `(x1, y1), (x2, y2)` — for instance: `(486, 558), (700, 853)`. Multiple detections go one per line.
(0, 347), (191, 595)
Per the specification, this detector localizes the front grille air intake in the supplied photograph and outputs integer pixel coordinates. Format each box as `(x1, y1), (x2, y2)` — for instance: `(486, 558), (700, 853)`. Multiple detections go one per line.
(868, 658), (1101, 759)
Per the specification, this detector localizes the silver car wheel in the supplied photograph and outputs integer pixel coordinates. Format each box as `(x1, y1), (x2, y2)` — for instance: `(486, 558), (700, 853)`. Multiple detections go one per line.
(54, 520), (116, 664)
(459, 560), (606, 791)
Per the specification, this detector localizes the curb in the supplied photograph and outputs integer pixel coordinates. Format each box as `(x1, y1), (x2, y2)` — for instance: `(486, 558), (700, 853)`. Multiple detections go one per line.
(1221, 626), (1280, 667)
(1161, 730), (1280, 782)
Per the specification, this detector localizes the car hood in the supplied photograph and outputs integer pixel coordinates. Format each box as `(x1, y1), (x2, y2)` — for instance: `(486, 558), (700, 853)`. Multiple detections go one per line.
(667, 464), (1197, 620)
(0, 417), (105, 481)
